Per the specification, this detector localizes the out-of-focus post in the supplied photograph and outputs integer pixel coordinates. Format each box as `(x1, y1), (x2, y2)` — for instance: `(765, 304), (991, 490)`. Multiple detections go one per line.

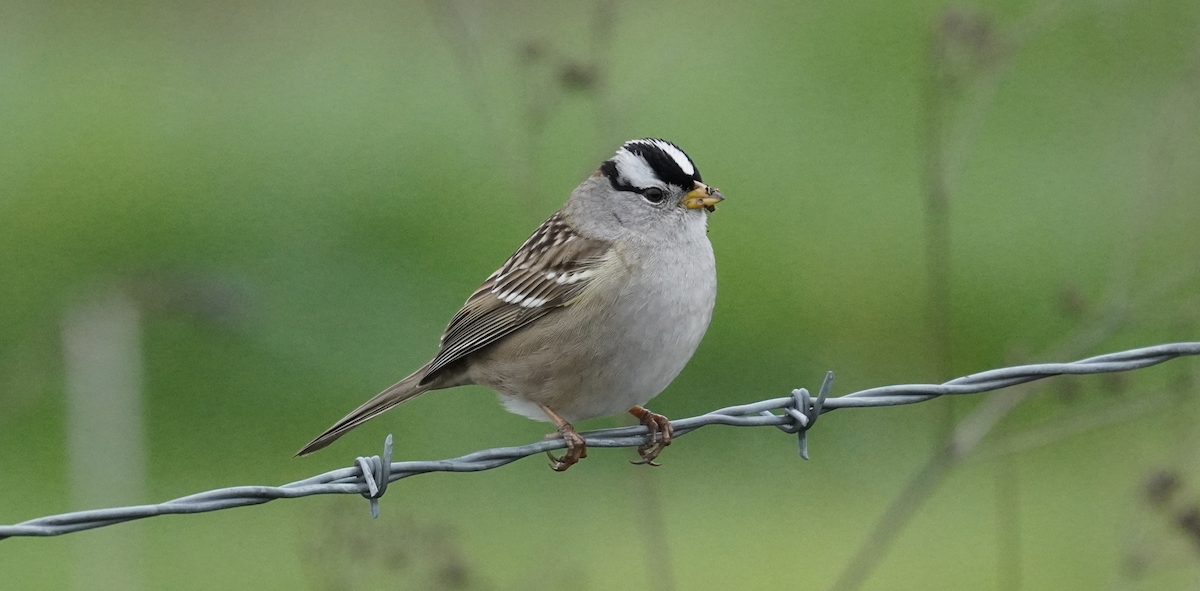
(61, 288), (146, 591)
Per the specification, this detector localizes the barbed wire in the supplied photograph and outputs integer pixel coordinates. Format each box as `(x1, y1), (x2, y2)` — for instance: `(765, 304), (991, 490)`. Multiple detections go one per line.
(2, 341), (1197, 540)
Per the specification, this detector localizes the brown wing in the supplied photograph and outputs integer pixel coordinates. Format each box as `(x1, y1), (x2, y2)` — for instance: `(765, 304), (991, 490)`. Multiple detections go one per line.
(419, 212), (614, 383)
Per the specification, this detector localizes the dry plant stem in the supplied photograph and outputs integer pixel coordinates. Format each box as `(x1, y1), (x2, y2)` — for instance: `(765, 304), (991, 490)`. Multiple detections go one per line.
(829, 273), (1184, 591)
(831, 8), (1200, 591)
(996, 454), (1022, 591)
(922, 12), (1022, 590)
(1106, 20), (1200, 301)
(829, 388), (1030, 591)
(1110, 25), (1200, 588)
(922, 10), (1013, 390)
(971, 386), (1176, 463)
(922, 19), (954, 388)
(618, 405), (679, 591)
(632, 465), (677, 591)
(588, 0), (621, 144)
(432, 2), (670, 585)
(423, 0), (516, 189)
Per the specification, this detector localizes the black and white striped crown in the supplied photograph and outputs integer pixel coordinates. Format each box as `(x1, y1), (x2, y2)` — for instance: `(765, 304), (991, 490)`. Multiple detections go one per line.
(599, 138), (702, 193)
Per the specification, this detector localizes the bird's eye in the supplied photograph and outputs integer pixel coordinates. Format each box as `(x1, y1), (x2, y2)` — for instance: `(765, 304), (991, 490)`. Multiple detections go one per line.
(641, 187), (665, 204)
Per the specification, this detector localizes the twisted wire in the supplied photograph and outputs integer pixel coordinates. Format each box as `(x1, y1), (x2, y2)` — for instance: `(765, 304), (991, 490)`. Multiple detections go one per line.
(2, 341), (1197, 540)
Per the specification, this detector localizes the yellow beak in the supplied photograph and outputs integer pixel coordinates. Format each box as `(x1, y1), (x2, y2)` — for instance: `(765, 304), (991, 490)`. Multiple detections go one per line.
(680, 182), (725, 212)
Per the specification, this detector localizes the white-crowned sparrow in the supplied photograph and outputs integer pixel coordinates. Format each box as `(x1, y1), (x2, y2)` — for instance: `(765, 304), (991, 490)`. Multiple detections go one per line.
(297, 139), (723, 470)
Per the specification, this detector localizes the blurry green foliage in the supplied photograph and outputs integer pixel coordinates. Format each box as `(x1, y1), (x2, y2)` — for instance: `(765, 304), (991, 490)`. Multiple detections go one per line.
(2, 0), (1199, 590)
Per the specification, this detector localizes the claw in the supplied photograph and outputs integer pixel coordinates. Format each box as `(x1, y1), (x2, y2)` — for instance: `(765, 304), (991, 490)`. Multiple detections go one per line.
(628, 406), (672, 466)
(540, 405), (587, 472)
(545, 427), (586, 471)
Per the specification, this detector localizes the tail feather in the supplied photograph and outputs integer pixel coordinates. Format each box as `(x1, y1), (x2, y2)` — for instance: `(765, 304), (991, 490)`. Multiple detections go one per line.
(295, 367), (431, 457)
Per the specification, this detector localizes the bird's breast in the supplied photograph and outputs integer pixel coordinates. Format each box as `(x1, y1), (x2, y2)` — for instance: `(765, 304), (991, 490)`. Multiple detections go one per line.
(474, 231), (718, 423)
(567, 235), (717, 417)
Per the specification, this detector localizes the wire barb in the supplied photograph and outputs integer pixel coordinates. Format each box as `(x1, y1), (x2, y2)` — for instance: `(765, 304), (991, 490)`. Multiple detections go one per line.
(799, 371), (833, 459)
(762, 371), (832, 459)
(1, 342), (1197, 540)
(354, 434), (394, 518)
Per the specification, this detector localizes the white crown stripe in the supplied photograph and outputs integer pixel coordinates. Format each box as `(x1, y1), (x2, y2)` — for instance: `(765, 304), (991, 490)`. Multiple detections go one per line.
(614, 139), (696, 190)
(611, 148), (661, 190)
(644, 139), (695, 176)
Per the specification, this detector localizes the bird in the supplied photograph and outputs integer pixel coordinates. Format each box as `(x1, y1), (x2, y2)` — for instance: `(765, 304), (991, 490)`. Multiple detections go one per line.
(296, 138), (724, 470)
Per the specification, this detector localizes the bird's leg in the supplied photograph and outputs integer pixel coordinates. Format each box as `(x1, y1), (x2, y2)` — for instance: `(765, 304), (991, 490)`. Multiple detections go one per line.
(628, 406), (673, 466)
(540, 405), (587, 472)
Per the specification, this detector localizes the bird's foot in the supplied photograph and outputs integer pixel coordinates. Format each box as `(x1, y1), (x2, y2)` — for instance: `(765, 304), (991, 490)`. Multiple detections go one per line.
(543, 425), (587, 471)
(540, 405), (587, 472)
(628, 406), (672, 466)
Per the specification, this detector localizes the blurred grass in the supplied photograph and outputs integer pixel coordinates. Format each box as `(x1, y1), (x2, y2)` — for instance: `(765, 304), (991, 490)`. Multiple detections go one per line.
(2, 0), (1200, 589)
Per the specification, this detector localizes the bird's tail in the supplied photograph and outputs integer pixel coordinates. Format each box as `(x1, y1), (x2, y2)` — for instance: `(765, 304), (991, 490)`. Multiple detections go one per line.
(295, 365), (432, 457)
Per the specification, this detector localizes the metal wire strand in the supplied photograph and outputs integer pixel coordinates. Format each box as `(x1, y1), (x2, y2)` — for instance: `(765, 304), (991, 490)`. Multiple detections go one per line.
(2, 341), (1197, 540)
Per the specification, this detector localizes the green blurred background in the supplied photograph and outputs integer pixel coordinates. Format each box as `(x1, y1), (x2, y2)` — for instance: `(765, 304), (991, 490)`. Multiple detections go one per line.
(3, 0), (1200, 589)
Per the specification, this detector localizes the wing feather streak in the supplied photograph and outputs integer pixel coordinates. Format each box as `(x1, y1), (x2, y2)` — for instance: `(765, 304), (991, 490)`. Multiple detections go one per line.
(420, 212), (613, 383)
